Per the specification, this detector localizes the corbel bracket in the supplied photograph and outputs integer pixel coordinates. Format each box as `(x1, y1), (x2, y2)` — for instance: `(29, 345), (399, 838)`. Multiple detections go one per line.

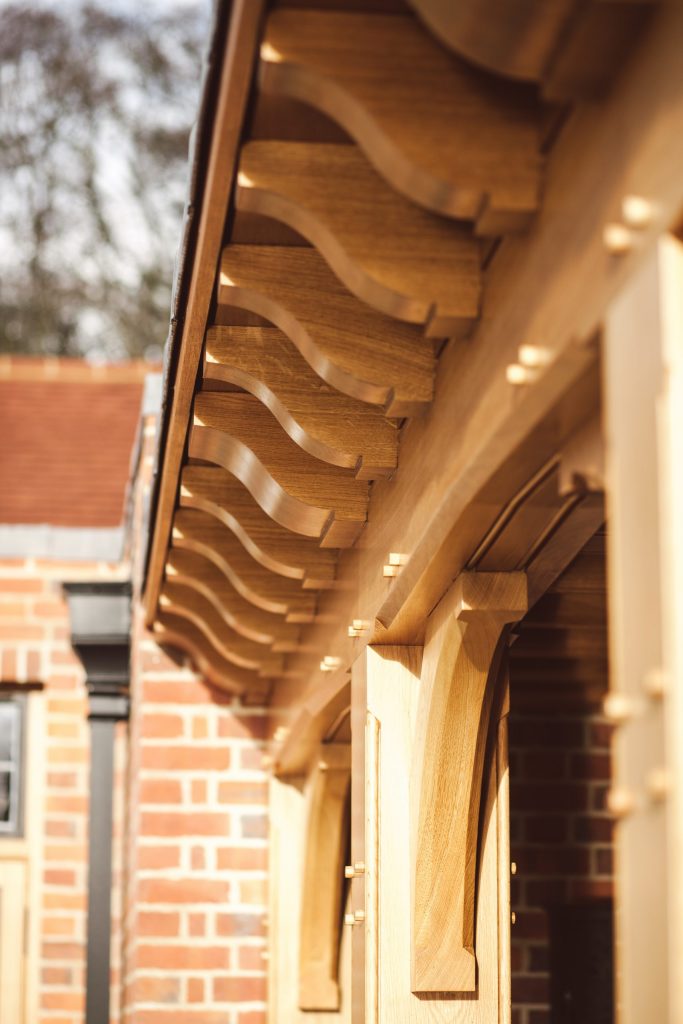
(299, 742), (351, 1010)
(411, 571), (527, 991)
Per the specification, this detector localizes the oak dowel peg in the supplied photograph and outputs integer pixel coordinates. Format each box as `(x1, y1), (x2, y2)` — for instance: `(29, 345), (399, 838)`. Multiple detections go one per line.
(506, 362), (540, 386)
(344, 912), (356, 927)
(320, 655), (342, 672)
(603, 692), (639, 724)
(511, 912), (516, 925)
(354, 910), (366, 924)
(518, 344), (554, 370)
(318, 760), (329, 772)
(621, 194), (655, 229)
(348, 618), (370, 637)
(511, 861), (517, 876)
(274, 725), (289, 743)
(383, 552), (407, 578)
(647, 767), (671, 804)
(353, 861), (365, 876)
(603, 223), (633, 255)
(344, 864), (356, 879)
(607, 787), (637, 819)
(643, 667), (669, 700)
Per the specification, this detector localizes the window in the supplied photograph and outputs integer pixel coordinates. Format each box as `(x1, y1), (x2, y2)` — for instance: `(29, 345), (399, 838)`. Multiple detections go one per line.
(0, 697), (25, 837)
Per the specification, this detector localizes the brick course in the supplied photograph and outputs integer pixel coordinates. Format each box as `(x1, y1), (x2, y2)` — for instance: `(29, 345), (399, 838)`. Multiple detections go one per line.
(120, 411), (269, 1023)
(509, 707), (615, 1024)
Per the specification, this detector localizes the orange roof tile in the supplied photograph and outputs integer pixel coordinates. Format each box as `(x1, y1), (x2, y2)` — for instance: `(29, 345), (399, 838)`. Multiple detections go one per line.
(0, 359), (149, 528)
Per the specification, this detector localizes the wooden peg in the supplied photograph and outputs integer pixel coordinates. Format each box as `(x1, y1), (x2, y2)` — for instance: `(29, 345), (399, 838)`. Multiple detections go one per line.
(621, 195), (654, 229)
(383, 552), (407, 577)
(603, 223), (633, 254)
(643, 667), (668, 699)
(607, 787), (637, 819)
(603, 692), (638, 724)
(647, 768), (670, 804)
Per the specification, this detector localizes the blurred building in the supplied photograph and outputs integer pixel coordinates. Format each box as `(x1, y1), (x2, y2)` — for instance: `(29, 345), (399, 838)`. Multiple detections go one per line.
(2, 3), (683, 1024)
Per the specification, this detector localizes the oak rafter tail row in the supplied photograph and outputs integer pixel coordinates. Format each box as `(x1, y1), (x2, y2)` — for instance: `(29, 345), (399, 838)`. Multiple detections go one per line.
(259, 10), (542, 229)
(218, 245), (435, 416)
(172, 507), (318, 622)
(235, 142), (482, 337)
(406, 0), (655, 99)
(179, 465), (337, 590)
(160, 581), (286, 677)
(165, 548), (303, 651)
(152, 612), (269, 697)
(192, 392), (368, 548)
(204, 327), (399, 479)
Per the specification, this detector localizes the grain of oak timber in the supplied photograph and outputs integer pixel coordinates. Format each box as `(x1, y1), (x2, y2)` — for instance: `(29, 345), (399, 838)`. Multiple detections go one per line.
(218, 245), (435, 415)
(192, 391), (368, 545)
(144, 0), (266, 627)
(204, 326), (398, 477)
(179, 465), (337, 588)
(166, 547), (302, 649)
(172, 507), (317, 621)
(235, 141), (481, 335)
(260, 10), (541, 224)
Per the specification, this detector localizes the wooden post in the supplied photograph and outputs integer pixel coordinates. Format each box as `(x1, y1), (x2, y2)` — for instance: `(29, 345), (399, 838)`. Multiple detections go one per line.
(603, 235), (683, 1023)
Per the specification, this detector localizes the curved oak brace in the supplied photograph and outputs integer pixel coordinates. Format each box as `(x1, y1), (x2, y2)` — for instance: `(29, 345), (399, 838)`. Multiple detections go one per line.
(179, 465), (337, 589)
(160, 582), (285, 678)
(152, 612), (270, 698)
(219, 245), (434, 416)
(166, 548), (302, 651)
(406, 0), (652, 100)
(173, 508), (317, 622)
(412, 571), (527, 992)
(204, 326), (398, 479)
(260, 11), (541, 228)
(299, 743), (351, 1011)
(407, 0), (575, 81)
(235, 142), (481, 337)
(192, 392), (368, 547)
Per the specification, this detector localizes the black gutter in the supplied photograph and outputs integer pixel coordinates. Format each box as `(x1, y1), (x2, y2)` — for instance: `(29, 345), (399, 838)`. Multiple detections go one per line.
(141, 0), (233, 592)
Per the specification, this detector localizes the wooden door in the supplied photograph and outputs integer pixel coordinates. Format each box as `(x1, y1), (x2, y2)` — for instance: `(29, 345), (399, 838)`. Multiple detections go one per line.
(0, 859), (27, 1024)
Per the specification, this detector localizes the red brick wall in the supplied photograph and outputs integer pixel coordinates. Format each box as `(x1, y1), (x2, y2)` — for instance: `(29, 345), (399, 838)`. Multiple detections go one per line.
(120, 408), (269, 1022)
(0, 554), (129, 1024)
(121, 617), (269, 1022)
(508, 708), (614, 1024)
